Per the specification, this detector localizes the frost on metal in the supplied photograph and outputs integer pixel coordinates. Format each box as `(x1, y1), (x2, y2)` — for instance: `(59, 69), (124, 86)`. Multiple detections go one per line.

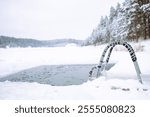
(89, 40), (143, 84)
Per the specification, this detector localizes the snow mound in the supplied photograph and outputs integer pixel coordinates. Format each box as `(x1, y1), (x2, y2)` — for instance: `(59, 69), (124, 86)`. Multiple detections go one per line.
(0, 77), (149, 100)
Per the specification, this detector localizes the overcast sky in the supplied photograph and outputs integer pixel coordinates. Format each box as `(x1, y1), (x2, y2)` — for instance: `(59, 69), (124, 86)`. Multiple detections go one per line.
(0, 0), (124, 40)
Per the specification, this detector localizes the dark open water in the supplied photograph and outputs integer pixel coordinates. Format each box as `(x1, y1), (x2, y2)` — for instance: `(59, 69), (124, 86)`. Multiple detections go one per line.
(0, 64), (114, 86)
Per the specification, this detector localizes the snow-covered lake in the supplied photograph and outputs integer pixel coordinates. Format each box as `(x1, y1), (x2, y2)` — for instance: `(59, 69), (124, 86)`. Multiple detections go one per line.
(0, 41), (150, 100)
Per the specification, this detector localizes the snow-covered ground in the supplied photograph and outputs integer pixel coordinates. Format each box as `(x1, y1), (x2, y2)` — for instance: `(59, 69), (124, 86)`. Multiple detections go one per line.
(0, 41), (150, 100)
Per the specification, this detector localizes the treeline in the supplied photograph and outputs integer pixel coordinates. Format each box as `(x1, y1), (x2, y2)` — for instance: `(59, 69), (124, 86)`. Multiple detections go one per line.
(0, 36), (83, 48)
(85, 0), (150, 45)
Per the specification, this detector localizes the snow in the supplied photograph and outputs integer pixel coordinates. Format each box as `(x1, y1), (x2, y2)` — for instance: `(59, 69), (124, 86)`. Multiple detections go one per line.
(0, 41), (150, 100)
(141, 3), (150, 11)
(0, 46), (101, 77)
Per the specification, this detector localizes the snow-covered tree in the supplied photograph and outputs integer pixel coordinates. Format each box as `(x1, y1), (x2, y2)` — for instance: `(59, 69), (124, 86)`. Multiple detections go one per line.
(123, 0), (142, 41)
(85, 0), (150, 46)
(139, 0), (150, 39)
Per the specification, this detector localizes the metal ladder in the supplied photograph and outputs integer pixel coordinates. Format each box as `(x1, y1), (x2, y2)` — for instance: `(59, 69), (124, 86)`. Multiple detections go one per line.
(89, 40), (143, 84)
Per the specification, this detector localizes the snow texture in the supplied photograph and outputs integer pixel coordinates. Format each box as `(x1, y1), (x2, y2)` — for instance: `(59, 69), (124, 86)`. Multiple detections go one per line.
(141, 3), (150, 11)
(0, 41), (150, 100)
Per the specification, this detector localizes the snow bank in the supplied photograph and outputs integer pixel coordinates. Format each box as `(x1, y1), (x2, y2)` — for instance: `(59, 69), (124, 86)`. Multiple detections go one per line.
(0, 77), (149, 100)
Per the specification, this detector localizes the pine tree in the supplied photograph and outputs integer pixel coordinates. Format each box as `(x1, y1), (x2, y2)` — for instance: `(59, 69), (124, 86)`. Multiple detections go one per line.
(85, 0), (150, 46)
(137, 0), (150, 39)
(116, 3), (128, 40)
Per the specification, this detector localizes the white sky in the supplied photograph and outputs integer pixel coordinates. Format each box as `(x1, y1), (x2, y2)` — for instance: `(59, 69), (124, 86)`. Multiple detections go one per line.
(0, 0), (124, 40)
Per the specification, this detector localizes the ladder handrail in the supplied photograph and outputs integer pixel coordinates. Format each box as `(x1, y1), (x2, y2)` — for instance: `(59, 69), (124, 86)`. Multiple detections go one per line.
(89, 40), (143, 84)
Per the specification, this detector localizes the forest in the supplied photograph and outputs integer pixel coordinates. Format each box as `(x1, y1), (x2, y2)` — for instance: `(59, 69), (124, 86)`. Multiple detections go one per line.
(85, 0), (150, 45)
(0, 36), (83, 48)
